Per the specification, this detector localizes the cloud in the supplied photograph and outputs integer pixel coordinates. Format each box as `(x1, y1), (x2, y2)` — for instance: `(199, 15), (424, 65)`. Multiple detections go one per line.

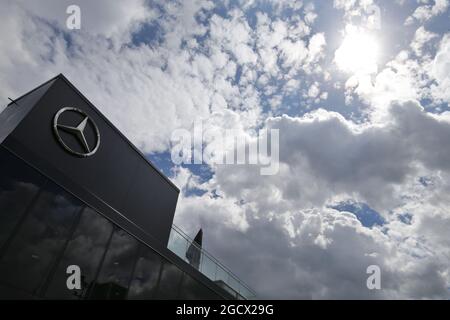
(1, 0), (331, 149)
(1, 0), (450, 300)
(174, 99), (450, 298)
(410, 26), (438, 56)
(209, 10), (258, 66)
(16, 0), (155, 43)
(344, 30), (450, 119)
(211, 100), (450, 212)
(0, 1), (259, 153)
(405, 0), (449, 25)
(430, 34), (450, 103)
(176, 191), (449, 299)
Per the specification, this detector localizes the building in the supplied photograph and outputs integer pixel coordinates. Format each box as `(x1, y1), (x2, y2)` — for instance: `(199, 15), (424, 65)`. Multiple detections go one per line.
(0, 74), (254, 300)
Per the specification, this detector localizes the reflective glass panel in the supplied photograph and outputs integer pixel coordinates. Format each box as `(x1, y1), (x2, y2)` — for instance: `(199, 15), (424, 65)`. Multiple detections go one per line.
(90, 228), (139, 299)
(127, 245), (163, 299)
(0, 148), (45, 249)
(45, 207), (114, 299)
(0, 181), (82, 294)
(154, 260), (183, 299)
(178, 272), (219, 300)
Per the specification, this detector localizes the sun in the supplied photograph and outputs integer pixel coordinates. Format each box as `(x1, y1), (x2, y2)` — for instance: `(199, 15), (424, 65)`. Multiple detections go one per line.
(334, 25), (380, 75)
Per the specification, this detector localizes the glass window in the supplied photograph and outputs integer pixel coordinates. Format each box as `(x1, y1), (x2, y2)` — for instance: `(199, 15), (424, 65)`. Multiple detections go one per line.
(215, 266), (230, 286)
(178, 272), (220, 300)
(154, 260), (183, 299)
(0, 283), (33, 300)
(0, 148), (45, 249)
(0, 181), (83, 295)
(200, 254), (217, 281)
(168, 229), (189, 263)
(89, 228), (139, 300)
(127, 245), (163, 299)
(44, 207), (114, 299)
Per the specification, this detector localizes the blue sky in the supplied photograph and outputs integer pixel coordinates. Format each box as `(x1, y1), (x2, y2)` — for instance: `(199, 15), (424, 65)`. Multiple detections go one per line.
(1, 0), (450, 299)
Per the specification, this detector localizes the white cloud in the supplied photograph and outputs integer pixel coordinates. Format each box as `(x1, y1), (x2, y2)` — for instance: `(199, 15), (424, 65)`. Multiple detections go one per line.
(209, 11), (257, 65)
(307, 82), (320, 98)
(307, 33), (327, 64)
(430, 34), (450, 103)
(411, 26), (438, 56)
(0, 1), (265, 153)
(16, 0), (155, 44)
(1, 0), (450, 300)
(175, 99), (450, 298)
(405, 0), (449, 25)
(343, 28), (449, 121)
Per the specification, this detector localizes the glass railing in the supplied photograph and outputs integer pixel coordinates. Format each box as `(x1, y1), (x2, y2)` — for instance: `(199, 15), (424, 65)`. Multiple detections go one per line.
(168, 224), (256, 300)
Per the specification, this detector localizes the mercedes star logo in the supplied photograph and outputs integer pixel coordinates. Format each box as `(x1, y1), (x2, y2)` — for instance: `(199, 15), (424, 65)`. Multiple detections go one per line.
(53, 107), (100, 157)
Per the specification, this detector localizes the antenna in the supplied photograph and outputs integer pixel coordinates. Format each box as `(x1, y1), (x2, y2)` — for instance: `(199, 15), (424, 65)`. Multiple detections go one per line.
(8, 97), (19, 106)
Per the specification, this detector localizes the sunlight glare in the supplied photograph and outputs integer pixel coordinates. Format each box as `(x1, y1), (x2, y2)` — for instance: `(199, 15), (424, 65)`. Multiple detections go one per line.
(334, 26), (380, 75)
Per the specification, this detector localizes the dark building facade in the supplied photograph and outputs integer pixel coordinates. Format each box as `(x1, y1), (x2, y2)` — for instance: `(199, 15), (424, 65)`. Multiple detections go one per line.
(0, 75), (236, 300)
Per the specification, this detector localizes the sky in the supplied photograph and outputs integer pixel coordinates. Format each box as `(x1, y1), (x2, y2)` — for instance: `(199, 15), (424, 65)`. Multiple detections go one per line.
(0, 0), (449, 299)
